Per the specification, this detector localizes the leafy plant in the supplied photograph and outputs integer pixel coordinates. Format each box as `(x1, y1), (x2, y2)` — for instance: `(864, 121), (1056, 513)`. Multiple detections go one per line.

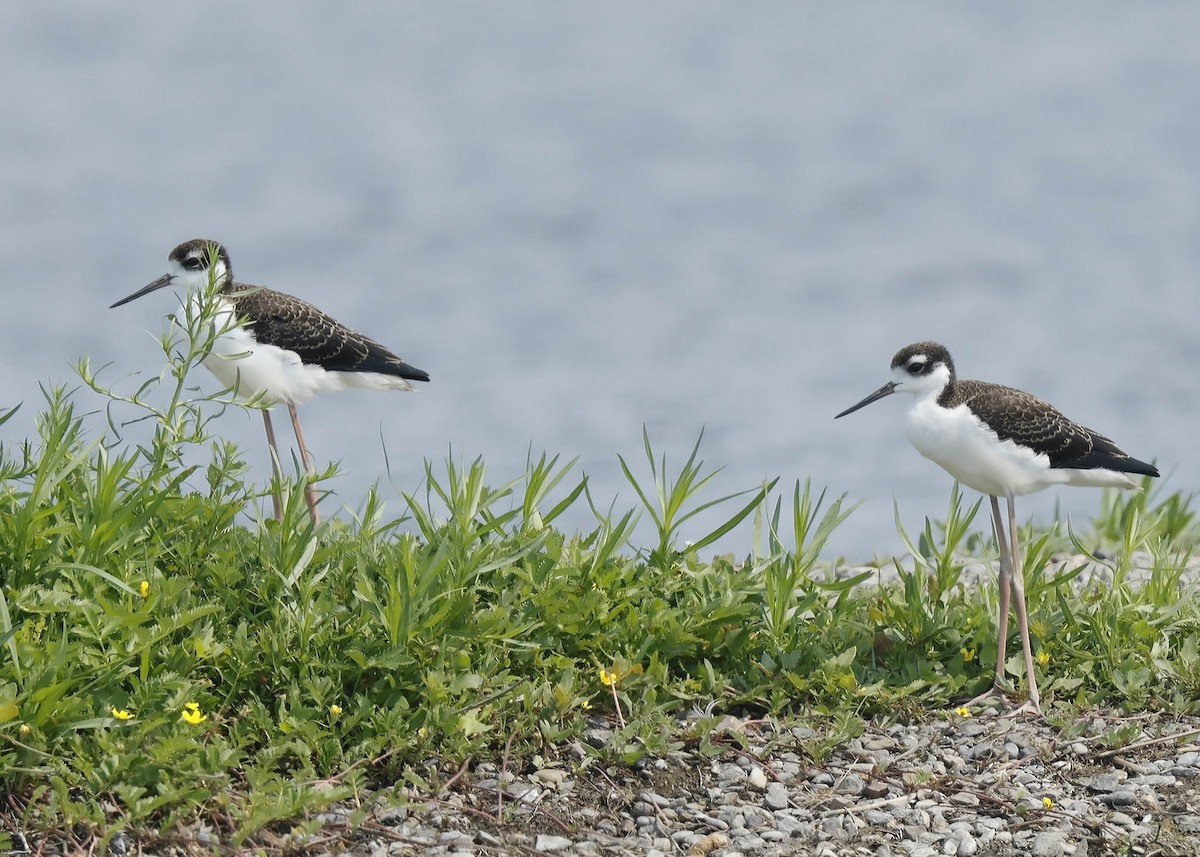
(1, 300), (1198, 851)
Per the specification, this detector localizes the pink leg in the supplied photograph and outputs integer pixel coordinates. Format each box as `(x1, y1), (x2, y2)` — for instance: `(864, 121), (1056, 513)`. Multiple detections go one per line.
(1005, 493), (1042, 716)
(287, 403), (320, 524)
(262, 410), (284, 521)
(968, 495), (1011, 707)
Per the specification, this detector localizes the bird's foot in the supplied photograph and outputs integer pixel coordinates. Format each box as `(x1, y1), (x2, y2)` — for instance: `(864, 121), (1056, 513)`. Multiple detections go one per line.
(962, 686), (1043, 719)
(963, 685), (1008, 710)
(1001, 698), (1042, 720)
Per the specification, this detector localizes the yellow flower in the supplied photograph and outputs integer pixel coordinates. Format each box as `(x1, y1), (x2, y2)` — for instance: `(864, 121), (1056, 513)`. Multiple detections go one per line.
(18, 723), (30, 736)
(599, 668), (614, 687)
(954, 706), (971, 718)
(111, 707), (135, 721)
(1036, 651), (1050, 666)
(181, 702), (207, 725)
(960, 647), (975, 662)
(580, 700), (592, 711)
(1042, 796), (1055, 809)
(329, 704), (343, 718)
(139, 580), (150, 598)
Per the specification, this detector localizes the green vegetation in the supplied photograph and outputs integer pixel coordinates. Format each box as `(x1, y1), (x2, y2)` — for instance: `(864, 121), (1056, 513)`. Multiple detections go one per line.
(1, 280), (1198, 848)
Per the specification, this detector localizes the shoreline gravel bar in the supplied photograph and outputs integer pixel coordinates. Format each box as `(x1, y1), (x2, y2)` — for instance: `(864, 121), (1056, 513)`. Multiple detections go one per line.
(223, 708), (1200, 857)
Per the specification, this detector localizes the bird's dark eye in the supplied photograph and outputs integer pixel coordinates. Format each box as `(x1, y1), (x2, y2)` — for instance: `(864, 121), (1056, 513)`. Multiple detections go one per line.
(182, 256), (204, 270)
(906, 361), (927, 376)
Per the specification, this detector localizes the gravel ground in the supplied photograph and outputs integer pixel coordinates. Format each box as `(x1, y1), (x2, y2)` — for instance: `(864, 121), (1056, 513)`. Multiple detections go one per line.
(251, 707), (1200, 857)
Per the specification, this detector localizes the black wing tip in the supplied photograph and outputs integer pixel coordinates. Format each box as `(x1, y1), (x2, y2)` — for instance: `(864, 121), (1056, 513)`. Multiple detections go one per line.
(1101, 448), (1159, 478)
(351, 340), (429, 382)
(1053, 451), (1159, 477)
(1129, 458), (1160, 478)
(365, 354), (429, 383)
(398, 362), (430, 383)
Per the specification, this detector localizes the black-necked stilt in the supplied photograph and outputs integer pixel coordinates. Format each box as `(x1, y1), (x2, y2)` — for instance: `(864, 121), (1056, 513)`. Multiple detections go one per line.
(836, 341), (1158, 715)
(111, 239), (430, 524)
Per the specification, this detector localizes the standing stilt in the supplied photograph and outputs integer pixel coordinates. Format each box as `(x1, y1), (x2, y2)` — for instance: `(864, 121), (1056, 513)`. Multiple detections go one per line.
(835, 341), (1159, 716)
(112, 239), (430, 533)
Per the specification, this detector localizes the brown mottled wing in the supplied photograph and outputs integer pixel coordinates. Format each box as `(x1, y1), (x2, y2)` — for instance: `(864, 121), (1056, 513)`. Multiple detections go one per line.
(951, 380), (1156, 475)
(230, 286), (429, 382)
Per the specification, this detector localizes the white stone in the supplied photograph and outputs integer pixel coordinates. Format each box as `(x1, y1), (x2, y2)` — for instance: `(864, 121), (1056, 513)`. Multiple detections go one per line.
(535, 834), (573, 852)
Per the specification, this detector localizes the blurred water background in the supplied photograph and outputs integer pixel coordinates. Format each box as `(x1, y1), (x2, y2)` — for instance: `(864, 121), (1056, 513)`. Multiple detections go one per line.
(2, 3), (1199, 561)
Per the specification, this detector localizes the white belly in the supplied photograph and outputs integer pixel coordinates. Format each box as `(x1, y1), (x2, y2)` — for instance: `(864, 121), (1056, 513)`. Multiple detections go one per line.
(904, 401), (1136, 497)
(191, 297), (416, 405)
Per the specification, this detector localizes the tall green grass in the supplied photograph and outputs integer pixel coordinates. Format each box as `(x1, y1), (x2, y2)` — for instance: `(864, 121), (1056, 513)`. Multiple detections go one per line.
(1, 281), (1198, 847)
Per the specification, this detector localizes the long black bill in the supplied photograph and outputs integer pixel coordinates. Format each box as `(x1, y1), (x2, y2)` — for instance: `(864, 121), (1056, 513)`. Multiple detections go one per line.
(835, 382), (897, 419)
(110, 274), (174, 309)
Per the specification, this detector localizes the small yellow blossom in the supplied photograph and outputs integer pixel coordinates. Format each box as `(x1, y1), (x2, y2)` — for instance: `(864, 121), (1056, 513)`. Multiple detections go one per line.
(181, 702), (207, 725)
(580, 700), (592, 711)
(111, 707), (135, 721)
(329, 704), (343, 718)
(599, 668), (614, 687)
(1036, 651), (1050, 666)
(18, 723), (30, 736)
(1042, 796), (1055, 809)
(960, 647), (975, 662)
(417, 726), (428, 739)
(954, 706), (971, 718)
(139, 580), (150, 598)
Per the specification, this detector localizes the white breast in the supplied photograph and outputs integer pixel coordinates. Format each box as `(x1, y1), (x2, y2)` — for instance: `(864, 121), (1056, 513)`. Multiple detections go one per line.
(905, 400), (1057, 497)
(904, 400), (1140, 496)
(190, 296), (416, 405)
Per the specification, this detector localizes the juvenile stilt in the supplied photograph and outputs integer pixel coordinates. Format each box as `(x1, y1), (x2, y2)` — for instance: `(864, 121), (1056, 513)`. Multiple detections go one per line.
(111, 239), (430, 527)
(836, 341), (1158, 716)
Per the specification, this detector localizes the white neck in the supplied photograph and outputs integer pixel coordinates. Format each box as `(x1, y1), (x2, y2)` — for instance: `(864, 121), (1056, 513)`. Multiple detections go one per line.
(894, 362), (952, 404)
(169, 258), (228, 291)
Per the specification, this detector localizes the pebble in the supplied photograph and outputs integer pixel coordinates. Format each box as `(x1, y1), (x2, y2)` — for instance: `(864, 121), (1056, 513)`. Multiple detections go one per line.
(583, 727), (612, 748)
(639, 790), (670, 807)
(764, 782), (789, 810)
(1085, 773), (1125, 792)
(534, 834), (572, 852)
(1030, 831), (1068, 857)
(1178, 814), (1200, 834)
(504, 782), (541, 803)
(532, 768), (568, 786)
